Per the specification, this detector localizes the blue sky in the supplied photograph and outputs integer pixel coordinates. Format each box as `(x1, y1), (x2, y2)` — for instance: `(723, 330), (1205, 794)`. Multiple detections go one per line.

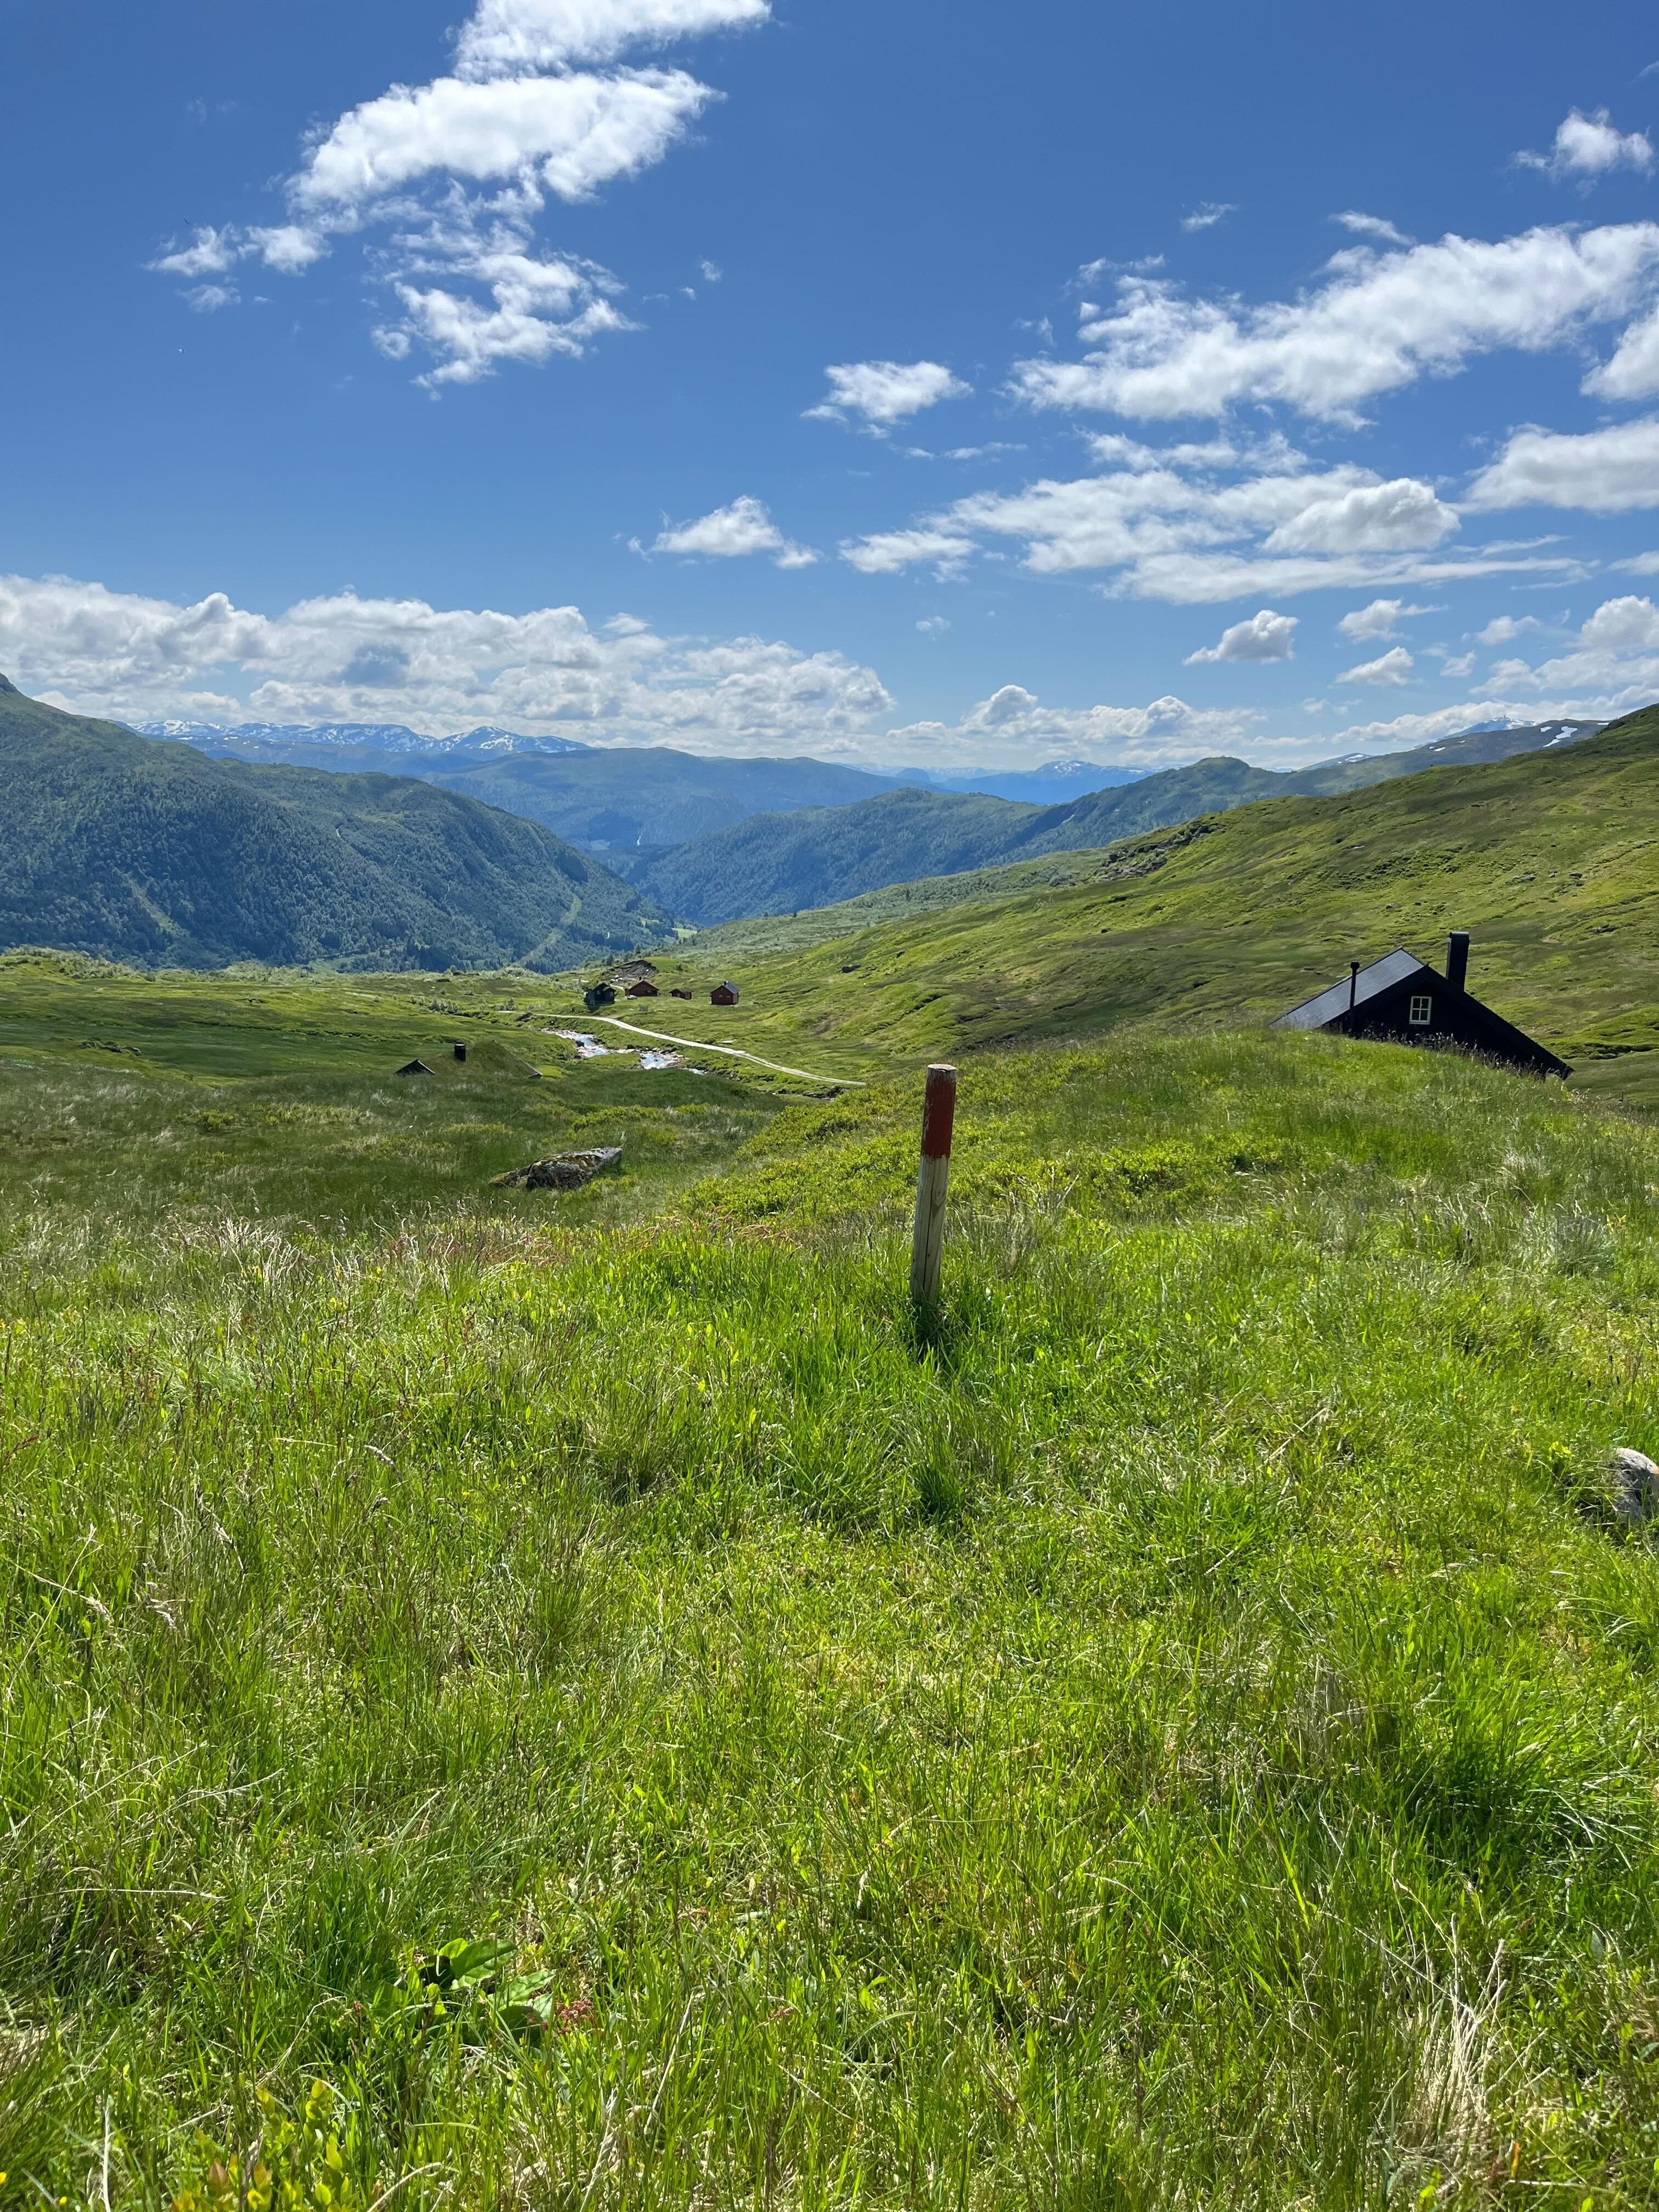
(3, 0), (1659, 769)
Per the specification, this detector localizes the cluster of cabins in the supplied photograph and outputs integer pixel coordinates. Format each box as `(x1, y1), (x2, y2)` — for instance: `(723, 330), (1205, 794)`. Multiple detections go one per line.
(584, 976), (740, 1012)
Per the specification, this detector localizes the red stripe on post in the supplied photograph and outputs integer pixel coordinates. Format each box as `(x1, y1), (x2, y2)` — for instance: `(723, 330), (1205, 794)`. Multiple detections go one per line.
(920, 1064), (957, 1158)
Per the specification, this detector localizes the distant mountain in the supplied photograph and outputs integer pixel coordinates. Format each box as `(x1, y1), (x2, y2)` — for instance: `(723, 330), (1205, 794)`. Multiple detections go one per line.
(914, 760), (1146, 804)
(141, 719), (921, 854)
(4, 679), (667, 970)
(634, 720), (1611, 925)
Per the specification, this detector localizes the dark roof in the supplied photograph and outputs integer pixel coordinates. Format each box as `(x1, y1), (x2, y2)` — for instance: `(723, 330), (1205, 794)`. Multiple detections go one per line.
(1272, 948), (1426, 1031)
(396, 1058), (434, 1076)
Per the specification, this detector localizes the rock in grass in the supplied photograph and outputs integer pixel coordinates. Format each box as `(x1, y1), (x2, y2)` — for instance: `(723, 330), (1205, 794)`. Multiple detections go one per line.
(1609, 1448), (1659, 1526)
(494, 1146), (623, 1192)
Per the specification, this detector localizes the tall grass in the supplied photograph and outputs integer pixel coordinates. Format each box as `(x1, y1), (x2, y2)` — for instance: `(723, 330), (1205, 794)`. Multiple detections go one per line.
(3, 1031), (1659, 2206)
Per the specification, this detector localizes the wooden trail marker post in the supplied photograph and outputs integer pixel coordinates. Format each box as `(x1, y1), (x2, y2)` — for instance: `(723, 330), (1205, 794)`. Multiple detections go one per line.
(910, 1063), (957, 1309)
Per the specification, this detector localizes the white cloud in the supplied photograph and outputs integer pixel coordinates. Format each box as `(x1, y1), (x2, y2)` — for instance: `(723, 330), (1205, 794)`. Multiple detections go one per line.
(1579, 593), (1659, 650)
(879, 687), (1258, 770)
(1184, 608), (1298, 664)
(1585, 304), (1659, 400)
(1437, 651), (1476, 677)
(1476, 614), (1540, 646)
(1337, 597), (1434, 642)
(0, 572), (890, 759)
(915, 617), (950, 634)
(1517, 108), (1655, 181)
(851, 440), (1548, 604)
(454, 0), (768, 76)
(1620, 551), (1659, 574)
(839, 528), (976, 576)
(648, 495), (816, 566)
(290, 69), (709, 209)
(1332, 211), (1412, 246)
(1466, 416), (1659, 512)
(1262, 477), (1456, 553)
(1180, 202), (1235, 232)
(152, 0), (769, 384)
(1338, 645), (1414, 686)
(805, 360), (972, 431)
(1463, 592), (1659, 707)
(1010, 222), (1659, 423)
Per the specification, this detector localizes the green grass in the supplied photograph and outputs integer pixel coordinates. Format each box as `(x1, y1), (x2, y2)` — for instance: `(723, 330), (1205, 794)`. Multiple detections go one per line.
(6, 967), (1659, 2206)
(645, 706), (1659, 1103)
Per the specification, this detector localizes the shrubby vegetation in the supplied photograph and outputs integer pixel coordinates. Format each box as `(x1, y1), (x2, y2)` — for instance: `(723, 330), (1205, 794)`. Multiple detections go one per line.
(4, 997), (1659, 2205)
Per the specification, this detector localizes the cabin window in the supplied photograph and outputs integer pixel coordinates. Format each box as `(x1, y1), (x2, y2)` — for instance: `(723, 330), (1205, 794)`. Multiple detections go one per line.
(1408, 994), (1432, 1027)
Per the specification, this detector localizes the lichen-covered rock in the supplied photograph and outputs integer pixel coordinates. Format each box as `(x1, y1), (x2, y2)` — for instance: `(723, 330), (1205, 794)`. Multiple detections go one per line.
(1609, 1447), (1659, 1526)
(494, 1146), (623, 1192)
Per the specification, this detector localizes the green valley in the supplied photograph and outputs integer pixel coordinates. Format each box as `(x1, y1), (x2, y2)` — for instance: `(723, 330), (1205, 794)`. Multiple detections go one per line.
(0, 679), (668, 972)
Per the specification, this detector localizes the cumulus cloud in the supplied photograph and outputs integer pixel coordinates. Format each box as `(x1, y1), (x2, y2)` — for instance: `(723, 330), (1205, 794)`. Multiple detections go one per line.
(1184, 608), (1298, 664)
(454, 0), (769, 75)
(1458, 592), (1659, 709)
(1477, 614), (1540, 647)
(149, 0), (769, 384)
(843, 438), (1567, 604)
(1466, 416), (1659, 512)
(648, 495), (816, 566)
(1180, 202), (1235, 232)
(805, 360), (972, 431)
(1337, 597), (1433, 642)
(1338, 645), (1414, 686)
(1009, 222), (1659, 423)
(1516, 108), (1654, 181)
(1585, 305), (1659, 400)
(0, 571), (895, 759)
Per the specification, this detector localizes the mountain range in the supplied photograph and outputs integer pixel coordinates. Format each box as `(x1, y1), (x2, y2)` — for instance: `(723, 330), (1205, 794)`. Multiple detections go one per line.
(631, 720), (1605, 925)
(143, 719), (1144, 851)
(0, 680), (668, 970)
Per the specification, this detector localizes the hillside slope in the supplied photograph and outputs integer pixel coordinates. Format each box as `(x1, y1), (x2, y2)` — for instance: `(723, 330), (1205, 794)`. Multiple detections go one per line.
(0, 677), (667, 970)
(156, 721), (918, 855)
(607, 706), (1659, 1079)
(638, 720), (1605, 923)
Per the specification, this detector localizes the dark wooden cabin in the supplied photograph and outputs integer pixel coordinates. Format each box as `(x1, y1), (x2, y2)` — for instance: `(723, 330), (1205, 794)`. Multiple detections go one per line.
(1272, 933), (1569, 1077)
(584, 982), (617, 1012)
(625, 979), (659, 998)
(710, 982), (740, 1007)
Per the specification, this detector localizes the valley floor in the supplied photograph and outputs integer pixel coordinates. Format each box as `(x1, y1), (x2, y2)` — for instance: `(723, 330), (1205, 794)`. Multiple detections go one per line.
(3, 959), (1659, 2206)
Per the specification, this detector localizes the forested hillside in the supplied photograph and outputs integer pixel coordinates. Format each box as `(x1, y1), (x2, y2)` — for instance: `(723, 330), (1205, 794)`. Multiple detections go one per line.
(639, 720), (1605, 923)
(0, 677), (667, 969)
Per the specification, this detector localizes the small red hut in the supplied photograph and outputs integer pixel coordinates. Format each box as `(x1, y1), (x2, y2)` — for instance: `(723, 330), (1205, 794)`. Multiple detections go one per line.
(626, 979), (659, 998)
(710, 982), (739, 1007)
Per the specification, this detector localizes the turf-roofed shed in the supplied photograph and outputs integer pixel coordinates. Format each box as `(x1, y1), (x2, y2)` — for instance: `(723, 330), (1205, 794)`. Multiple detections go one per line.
(1272, 932), (1570, 1078)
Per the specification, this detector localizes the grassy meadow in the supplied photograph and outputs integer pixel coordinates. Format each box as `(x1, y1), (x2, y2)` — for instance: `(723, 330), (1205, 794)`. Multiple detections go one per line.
(6, 939), (1659, 2205)
(642, 707), (1659, 1115)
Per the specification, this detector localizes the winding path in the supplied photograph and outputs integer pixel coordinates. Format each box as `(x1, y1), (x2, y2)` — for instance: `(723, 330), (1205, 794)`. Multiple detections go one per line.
(591, 1016), (866, 1087)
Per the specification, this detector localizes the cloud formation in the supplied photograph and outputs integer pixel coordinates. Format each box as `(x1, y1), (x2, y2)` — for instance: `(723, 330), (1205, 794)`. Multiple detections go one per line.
(1338, 645), (1414, 686)
(805, 360), (972, 430)
(1337, 597), (1431, 642)
(0, 572), (889, 758)
(1516, 108), (1654, 181)
(648, 495), (816, 566)
(1184, 608), (1298, 664)
(1009, 222), (1659, 423)
(1466, 416), (1659, 512)
(150, 0), (769, 384)
(1180, 203), (1235, 233)
(838, 433), (1567, 604)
